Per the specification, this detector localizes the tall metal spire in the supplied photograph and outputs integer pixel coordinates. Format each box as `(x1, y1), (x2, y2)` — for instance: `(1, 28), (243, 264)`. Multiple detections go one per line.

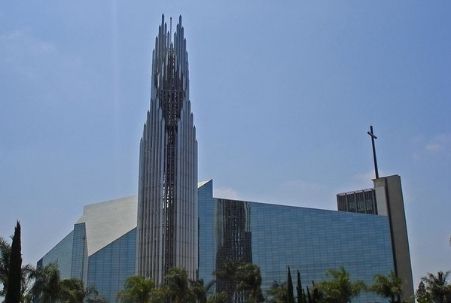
(137, 15), (198, 284)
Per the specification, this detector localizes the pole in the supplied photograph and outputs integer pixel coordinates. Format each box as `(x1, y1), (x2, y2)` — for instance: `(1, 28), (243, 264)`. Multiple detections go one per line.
(367, 125), (379, 179)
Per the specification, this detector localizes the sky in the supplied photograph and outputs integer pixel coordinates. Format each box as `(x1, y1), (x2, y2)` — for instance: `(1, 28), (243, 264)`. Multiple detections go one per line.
(0, 0), (450, 288)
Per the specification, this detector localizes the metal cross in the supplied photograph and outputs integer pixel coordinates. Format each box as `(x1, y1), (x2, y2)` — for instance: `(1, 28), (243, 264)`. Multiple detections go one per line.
(367, 125), (379, 179)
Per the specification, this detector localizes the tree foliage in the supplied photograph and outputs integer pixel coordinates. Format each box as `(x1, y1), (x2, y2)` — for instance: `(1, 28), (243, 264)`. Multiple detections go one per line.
(215, 262), (263, 303)
(416, 281), (432, 303)
(316, 267), (365, 303)
(421, 271), (451, 303)
(30, 263), (104, 303)
(235, 263), (263, 303)
(118, 275), (160, 303)
(370, 271), (403, 303)
(267, 281), (287, 303)
(189, 278), (215, 303)
(84, 286), (108, 303)
(30, 263), (62, 303)
(296, 271), (306, 303)
(304, 282), (322, 303)
(1, 230), (34, 303)
(268, 273), (317, 303)
(215, 261), (239, 301)
(206, 291), (228, 303)
(286, 267), (294, 303)
(1, 223), (35, 303)
(5, 221), (22, 303)
(165, 267), (194, 303)
(60, 278), (85, 303)
(190, 279), (207, 303)
(0, 236), (11, 298)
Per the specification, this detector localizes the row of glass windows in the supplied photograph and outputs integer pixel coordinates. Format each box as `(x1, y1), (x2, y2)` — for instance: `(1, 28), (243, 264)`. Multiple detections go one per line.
(198, 182), (394, 303)
(87, 229), (136, 303)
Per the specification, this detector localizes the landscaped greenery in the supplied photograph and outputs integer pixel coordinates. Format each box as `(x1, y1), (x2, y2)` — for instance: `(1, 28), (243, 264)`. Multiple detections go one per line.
(116, 263), (263, 303)
(215, 261), (264, 303)
(1, 222), (34, 303)
(268, 267), (451, 303)
(370, 271), (403, 303)
(419, 271), (451, 303)
(1, 222), (450, 303)
(1, 223), (105, 303)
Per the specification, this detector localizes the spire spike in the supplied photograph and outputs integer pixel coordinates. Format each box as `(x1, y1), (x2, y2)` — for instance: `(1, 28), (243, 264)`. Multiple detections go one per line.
(170, 17), (173, 44)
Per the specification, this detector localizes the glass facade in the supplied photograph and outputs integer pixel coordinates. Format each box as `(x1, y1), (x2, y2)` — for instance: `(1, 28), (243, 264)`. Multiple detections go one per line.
(215, 198), (252, 302)
(198, 180), (216, 288)
(198, 181), (394, 303)
(40, 181), (396, 303)
(87, 229), (136, 303)
(40, 224), (136, 303)
(71, 223), (87, 282)
(38, 231), (74, 279)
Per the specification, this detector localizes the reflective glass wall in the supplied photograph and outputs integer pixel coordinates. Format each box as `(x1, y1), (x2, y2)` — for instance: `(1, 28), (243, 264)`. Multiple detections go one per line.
(198, 182), (394, 303)
(38, 231), (74, 279)
(87, 229), (136, 303)
(198, 180), (216, 287)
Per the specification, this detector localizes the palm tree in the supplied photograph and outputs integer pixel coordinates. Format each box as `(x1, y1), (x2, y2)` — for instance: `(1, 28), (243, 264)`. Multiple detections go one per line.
(30, 263), (105, 303)
(235, 263), (263, 303)
(266, 281), (288, 303)
(118, 275), (160, 303)
(370, 271), (403, 303)
(303, 281), (322, 303)
(165, 267), (194, 303)
(0, 236), (11, 297)
(215, 262), (263, 303)
(215, 261), (239, 301)
(60, 278), (107, 303)
(84, 286), (108, 303)
(59, 278), (86, 303)
(60, 279), (93, 303)
(190, 279), (215, 303)
(421, 271), (451, 303)
(30, 263), (62, 303)
(19, 264), (35, 303)
(317, 267), (365, 303)
(206, 292), (228, 303)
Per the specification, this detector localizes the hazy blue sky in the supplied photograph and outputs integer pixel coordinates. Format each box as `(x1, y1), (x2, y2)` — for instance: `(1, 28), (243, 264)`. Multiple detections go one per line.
(1, 1), (450, 287)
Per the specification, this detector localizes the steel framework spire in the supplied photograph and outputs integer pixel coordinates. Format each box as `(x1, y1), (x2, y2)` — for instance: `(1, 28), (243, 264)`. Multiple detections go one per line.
(137, 15), (198, 284)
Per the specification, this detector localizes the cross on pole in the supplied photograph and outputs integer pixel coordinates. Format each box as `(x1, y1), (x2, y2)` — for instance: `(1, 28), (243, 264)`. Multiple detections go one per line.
(368, 125), (379, 179)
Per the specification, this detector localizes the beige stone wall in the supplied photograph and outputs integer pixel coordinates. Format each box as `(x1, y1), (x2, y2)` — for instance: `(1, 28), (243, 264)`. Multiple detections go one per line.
(374, 175), (414, 302)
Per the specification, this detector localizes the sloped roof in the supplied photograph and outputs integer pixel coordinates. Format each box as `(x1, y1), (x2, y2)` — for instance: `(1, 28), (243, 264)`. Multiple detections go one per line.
(197, 180), (212, 188)
(77, 196), (137, 256)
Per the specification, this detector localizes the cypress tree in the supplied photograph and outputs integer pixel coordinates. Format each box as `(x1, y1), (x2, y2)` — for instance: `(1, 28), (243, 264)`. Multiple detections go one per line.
(287, 266), (295, 303)
(5, 221), (22, 303)
(296, 270), (306, 303)
(306, 286), (312, 303)
(416, 281), (430, 303)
